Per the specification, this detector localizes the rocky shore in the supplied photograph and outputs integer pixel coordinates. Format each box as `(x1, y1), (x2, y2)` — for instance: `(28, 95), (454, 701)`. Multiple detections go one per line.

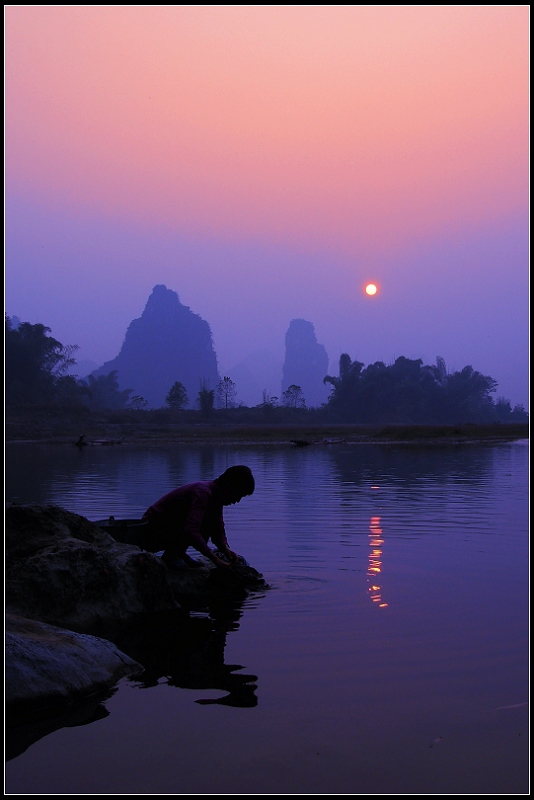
(5, 503), (268, 757)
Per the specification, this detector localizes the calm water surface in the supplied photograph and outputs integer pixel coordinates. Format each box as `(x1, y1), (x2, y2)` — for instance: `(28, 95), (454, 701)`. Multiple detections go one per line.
(5, 441), (529, 793)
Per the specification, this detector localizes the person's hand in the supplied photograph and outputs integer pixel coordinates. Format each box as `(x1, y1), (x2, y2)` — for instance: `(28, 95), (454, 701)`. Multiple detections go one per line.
(227, 550), (239, 564)
(213, 556), (232, 569)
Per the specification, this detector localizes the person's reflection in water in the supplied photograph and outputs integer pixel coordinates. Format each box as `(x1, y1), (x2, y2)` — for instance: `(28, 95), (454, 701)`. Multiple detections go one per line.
(114, 601), (259, 708)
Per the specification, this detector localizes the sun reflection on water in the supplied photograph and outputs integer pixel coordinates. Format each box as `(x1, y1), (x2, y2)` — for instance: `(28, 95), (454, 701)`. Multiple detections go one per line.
(367, 514), (388, 608)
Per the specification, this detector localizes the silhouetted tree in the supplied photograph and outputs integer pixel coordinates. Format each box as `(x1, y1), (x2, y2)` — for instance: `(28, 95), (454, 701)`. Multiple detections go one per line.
(53, 375), (87, 408)
(509, 404), (529, 422)
(79, 371), (132, 410)
(256, 389), (279, 419)
(166, 381), (189, 410)
(492, 396), (528, 422)
(441, 365), (497, 423)
(260, 389), (278, 407)
(282, 384), (306, 408)
(128, 395), (149, 410)
(5, 315), (79, 405)
(323, 352), (506, 424)
(198, 381), (215, 418)
(324, 354), (364, 420)
(217, 376), (237, 409)
(431, 355), (448, 386)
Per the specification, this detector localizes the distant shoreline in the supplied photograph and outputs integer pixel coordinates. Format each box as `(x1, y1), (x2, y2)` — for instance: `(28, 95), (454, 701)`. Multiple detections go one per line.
(5, 419), (529, 447)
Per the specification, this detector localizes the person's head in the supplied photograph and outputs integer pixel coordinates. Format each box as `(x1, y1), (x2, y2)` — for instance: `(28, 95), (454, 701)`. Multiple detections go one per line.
(216, 465), (255, 505)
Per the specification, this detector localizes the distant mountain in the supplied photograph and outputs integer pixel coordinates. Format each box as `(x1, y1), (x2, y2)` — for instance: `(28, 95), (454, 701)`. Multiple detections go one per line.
(69, 359), (99, 379)
(91, 285), (219, 408)
(226, 350), (283, 407)
(282, 319), (329, 407)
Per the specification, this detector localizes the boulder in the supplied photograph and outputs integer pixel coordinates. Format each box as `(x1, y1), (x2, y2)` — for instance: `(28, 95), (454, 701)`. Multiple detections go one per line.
(5, 503), (269, 728)
(5, 613), (143, 761)
(5, 613), (142, 711)
(5, 504), (179, 635)
(166, 555), (270, 608)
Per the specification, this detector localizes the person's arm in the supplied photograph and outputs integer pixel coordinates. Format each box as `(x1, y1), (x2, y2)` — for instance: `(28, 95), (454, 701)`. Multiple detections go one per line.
(210, 508), (240, 563)
(184, 490), (232, 567)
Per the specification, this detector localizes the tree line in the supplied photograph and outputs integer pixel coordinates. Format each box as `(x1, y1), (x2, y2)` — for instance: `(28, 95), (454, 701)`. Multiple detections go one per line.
(5, 316), (528, 424)
(323, 354), (527, 424)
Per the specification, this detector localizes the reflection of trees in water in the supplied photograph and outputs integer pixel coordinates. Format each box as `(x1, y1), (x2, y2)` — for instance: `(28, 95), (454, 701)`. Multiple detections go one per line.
(197, 446), (216, 483)
(6, 443), (186, 514)
(272, 445), (495, 563)
(3, 441), (507, 515)
(6, 443), (76, 506)
(113, 600), (258, 708)
(329, 444), (494, 492)
(5, 444), (248, 518)
(278, 447), (336, 554)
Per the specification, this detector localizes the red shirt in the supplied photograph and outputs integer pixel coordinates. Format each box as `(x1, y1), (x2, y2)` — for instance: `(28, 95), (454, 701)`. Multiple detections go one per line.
(142, 480), (229, 558)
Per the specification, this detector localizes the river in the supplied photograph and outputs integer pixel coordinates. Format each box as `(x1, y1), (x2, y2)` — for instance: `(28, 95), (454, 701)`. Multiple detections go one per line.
(5, 439), (529, 793)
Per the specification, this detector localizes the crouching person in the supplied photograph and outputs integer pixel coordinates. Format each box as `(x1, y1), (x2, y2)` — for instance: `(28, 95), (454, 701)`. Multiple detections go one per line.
(141, 465), (255, 570)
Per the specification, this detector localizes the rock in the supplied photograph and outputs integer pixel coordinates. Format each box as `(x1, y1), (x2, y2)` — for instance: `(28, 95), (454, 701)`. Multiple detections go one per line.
(5, 503), (269, 727)
(5, 504), (179, 635)
(163, 556), (270, 608)
(165, 557), (216, 607)
(5, 613), (142, 711)
(5, 613), (143, 761)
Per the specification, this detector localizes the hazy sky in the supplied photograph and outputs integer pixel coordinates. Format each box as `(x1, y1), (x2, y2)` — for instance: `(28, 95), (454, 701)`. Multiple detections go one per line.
(5, 6), (529, 407)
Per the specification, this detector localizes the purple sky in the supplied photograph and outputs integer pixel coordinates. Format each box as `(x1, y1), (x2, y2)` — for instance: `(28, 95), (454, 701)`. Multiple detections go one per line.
(6, 191), (528, 408)
(5, 7), (529, 408)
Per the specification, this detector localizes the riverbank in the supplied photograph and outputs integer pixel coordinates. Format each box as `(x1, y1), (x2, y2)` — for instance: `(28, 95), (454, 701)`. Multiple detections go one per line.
(5, 407), (529, 446)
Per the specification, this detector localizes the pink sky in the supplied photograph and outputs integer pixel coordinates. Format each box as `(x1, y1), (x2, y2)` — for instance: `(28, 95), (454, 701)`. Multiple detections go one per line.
(5, 6), (529, 407)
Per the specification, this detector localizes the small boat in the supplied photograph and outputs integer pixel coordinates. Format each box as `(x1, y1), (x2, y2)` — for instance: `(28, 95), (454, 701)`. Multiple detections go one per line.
(93, 516), (148, 546)
(74, 436), (123, 447)
(290, 439), (312, 447)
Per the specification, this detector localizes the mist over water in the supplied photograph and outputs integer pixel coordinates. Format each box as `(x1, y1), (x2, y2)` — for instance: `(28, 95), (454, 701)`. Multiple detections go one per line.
(5, 440), (529, 793)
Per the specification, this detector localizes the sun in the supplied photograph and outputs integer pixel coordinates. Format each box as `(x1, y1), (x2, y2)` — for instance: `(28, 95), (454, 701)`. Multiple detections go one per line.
(365, 283), (378, 296)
